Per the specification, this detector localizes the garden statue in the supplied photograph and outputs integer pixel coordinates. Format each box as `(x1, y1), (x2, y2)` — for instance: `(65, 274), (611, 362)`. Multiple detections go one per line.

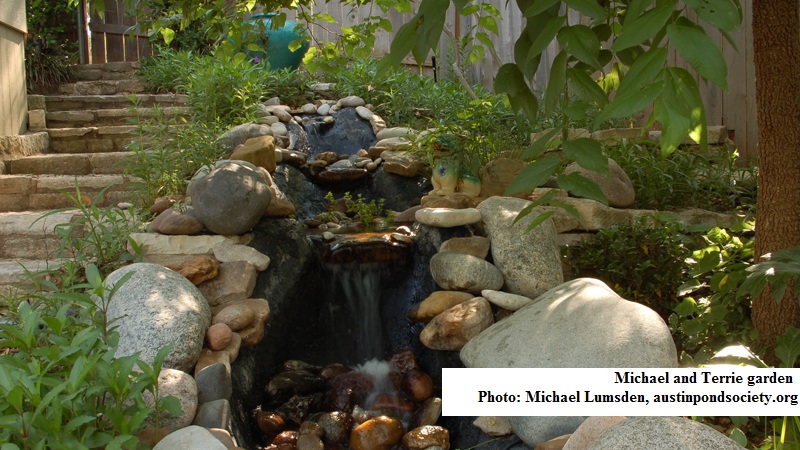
(429, 134), (482, 197)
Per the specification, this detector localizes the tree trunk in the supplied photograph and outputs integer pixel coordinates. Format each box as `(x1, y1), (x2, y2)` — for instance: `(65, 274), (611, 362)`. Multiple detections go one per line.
(751, 0), (800, 356)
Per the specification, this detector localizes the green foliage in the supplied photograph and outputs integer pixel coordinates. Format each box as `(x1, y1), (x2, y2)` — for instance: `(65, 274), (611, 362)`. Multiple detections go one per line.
(605, 141), (757, 212)
(136, 48), (197, 93)
(563, 217), (691, 320)
(740, 246), (800, 309)
(125, 98), (225, 208)
(25, 0), (77, 93)
(0, 264), (180, 449)
(672, 222), (757, 364)
(33, 181), (143, 277)
(343, 192), (392, 230)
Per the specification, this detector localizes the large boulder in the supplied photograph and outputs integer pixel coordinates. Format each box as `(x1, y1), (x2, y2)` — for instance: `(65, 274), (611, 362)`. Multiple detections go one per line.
(103, 263), (211, 372)
(477, 197), (563, 299)
(460, 278), (678, 446)
(188, 161), (271, 235)
(586, 417), (744, 449)
(563, 157), (635, 208)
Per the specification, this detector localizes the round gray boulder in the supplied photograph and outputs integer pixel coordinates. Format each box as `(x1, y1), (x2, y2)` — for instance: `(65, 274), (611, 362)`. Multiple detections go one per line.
(103, 263), (211, 372)
(586, 417), (745, 449)
(564, 157), (635, 208)
(188, 161), (271, 235)
(477, 197), (563, 299)
(430, 252), (504, 294)
(460, 278), (678, 446)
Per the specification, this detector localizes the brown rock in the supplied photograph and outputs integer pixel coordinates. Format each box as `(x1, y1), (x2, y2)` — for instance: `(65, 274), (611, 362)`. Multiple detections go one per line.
(409, 397), (442, 429)
(272, 430), (299, 446)
(231, 135), (277, 172)
(439, 236), (490, 259)
(318, 411), (355, 445)
(381, 150), (425, 177)
(421, 193), (481, 209)
(479, 158), (528, 198)
(367, 392), (415, 415)
(535, 434), (571, 450)
(299, 421), (324, 438)
(136, 427), (169, 447)
(265, 184), (296, 217)
(165, 255), (219, 285)
(349, 415), (404, 450)
(149, 195), (185, 215)
(389, 348), (418, 373)
(420, 297), (494, 350)
(194, 347), (231, 376)
(409, 291), (475, 323)
(315, 168), (369, 183)
(394, 205), (423, 223)
(231, 299), (270, 346)
(213, 303), (256, 331)
(402, 369), (434, 403)
(198, 261), (258, 309)
(402, 425), (450, 450)
(256, 410), (286, 435)
(150, 208), (205, 235)
(206, 322), (233, 351)
(296, 434), (324, 450)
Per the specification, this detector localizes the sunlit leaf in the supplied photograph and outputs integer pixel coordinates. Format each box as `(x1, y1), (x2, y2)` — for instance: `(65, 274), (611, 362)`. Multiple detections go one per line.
(556, 172), (608, 205)
(562, 138), (608, 175)
(505, 154), (562, 195)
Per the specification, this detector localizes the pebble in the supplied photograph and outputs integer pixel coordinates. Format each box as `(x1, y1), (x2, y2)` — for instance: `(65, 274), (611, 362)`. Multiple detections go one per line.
(402, 425), (451, 450)
(317, 103), (331, 115)
(213, 303), (256, 331)
(301, 103), (317, 114)
(481, 289), (534, 311)
(206, 322), (233, 350)
(356, 106), (374, 120)
(322, 231), (336, 240)
(339, 95), (366, 108)
(349, 415), (404, 450)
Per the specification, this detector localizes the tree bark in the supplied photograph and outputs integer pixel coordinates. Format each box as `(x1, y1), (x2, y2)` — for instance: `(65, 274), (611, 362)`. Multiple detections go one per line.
(751, 0), (800, 355)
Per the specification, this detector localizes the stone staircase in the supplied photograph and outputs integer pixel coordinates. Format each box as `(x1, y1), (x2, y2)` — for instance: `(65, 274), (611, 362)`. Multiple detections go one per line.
(0, 61), (189, 294)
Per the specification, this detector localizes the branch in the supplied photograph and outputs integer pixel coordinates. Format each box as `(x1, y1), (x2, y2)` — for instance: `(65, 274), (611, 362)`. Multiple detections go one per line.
(443, 25), (477, 100)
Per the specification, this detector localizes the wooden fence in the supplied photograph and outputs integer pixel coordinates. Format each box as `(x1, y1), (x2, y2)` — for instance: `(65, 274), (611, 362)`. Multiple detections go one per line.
(0, 0), (27, 136)
(80, 0), (152, 64)
(288, 1), (757, 158)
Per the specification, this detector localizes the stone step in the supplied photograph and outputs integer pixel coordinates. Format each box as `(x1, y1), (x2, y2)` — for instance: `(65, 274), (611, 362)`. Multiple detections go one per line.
(0, 259), (68, 297)
(71, 61), (140, 81)
(56, 78), (148, 96)
(47, 126), (137, 154)
(43, 93), (188, 112)
(0, 174), (140, 212)
(0, 132), (50, 162)
(4, 152), (134, 176)
(46, 105), (190, 128)
(0, 211), (80, 260)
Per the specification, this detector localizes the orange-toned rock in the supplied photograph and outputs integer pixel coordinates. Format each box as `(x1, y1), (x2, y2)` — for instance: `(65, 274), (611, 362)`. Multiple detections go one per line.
(349, 416), (404, 450)
(213, 303), (256, 331)
(206, 322), (233, 351)
(409, 291), (474, 323)
(420, 297), (494, 351)
(402, 425), (450, 450)
(402, 369), (434, 403)
(165, 255), (219, 285)
(231, 135), (277, 172)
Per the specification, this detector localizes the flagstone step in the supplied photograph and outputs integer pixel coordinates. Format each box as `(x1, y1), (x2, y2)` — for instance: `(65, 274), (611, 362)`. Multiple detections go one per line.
(4, 152), (134, 176)
(46, 105), (190, 128)
(42, 93), (188, 112)
(0, 211), (80, 260)
(0, 259), (69, 298)
(0, 174), (140, 212)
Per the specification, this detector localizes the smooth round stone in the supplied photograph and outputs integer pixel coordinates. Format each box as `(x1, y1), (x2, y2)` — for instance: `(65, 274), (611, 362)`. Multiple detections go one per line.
(440, 236), (490, 259)
(323, 116), (335, 124)
(481, 289), (534, 311)
(409, 397), (442, 429)
(256, 410), (286, 435)
(366, 161), (378, 171)
(409, 291), (474, 323)
(376, 127), (413, 140)
(430, 252), (504, 293)
(420, 297), (494, 351)
(301, 103), (318, 114)
(391, 233), (415, 244)
(322, 231), (336, 241)
(296, 434), (324, 450)
(349, 415), (404, 450)
(415, 208), (482, 228)
(339, 95), (366, 107)
(402, 425), (450, 450)
(271, 122), (288, 136)
(356, 106), (374, 120)
(212, 303), (256, 331)
(318, 411), (354, 445)
(206, 322), (233, 351)
(473, 416), (513, 436)
(317, 103), (331, 115)
(402, 369), (434, 402)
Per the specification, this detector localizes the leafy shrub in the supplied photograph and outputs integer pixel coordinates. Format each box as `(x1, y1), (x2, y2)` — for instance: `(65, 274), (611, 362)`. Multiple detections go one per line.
(126, 98), (225, 209)
(25, 0), (77, 93)
(137, 48), (197, 93)
(0, 264), (180, 448)
(563, 217), (692, 320)
(605, 141), (757, 213)
(671, 222), (757, 363)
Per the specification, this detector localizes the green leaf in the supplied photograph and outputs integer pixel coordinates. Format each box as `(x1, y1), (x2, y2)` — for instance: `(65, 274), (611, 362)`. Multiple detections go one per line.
(523, 0), (559, 17)
(562, 138), (609, 175)
(729, 428), (747, 447)
(684, 0), (742, 32)
(556, 172), (608, 205)
(612, 5), (673, 51)
(478, 15), (499, 35)
(524, 127), (561, 159)
(460, 4), (480, 15)
(527, 15), (565, 62)
(667, 21), (728, 90)
(495, 64), (539, 123)
(160, 27), (175, 45)
(318, 13), (336, 22)
(617, 47), (667, 98)
(567, 68), (608, 107)
(691, 249), (721, 275)
(544, 51), (567, 116)
(624, 0), (654, 24)
(594, 81), (664, 126)
(525, 211), (556, 232)
(505, 154), (562, 195)
(565, 0), (607, 21)
(557, 25), (601, 69)
(655, 67), (707, 155)
(674, 297), (698, 316)
(775, 327), (800, 368)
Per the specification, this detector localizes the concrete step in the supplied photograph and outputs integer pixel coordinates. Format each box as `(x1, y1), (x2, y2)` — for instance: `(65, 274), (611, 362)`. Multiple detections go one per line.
(0, 211), (80, 260)
(0, 259), (68, 297)
(46, 105), (190, 128)
(43, 93), (188, 112)
(0, 174), (140, 212)
(4, 152), (134, 176)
